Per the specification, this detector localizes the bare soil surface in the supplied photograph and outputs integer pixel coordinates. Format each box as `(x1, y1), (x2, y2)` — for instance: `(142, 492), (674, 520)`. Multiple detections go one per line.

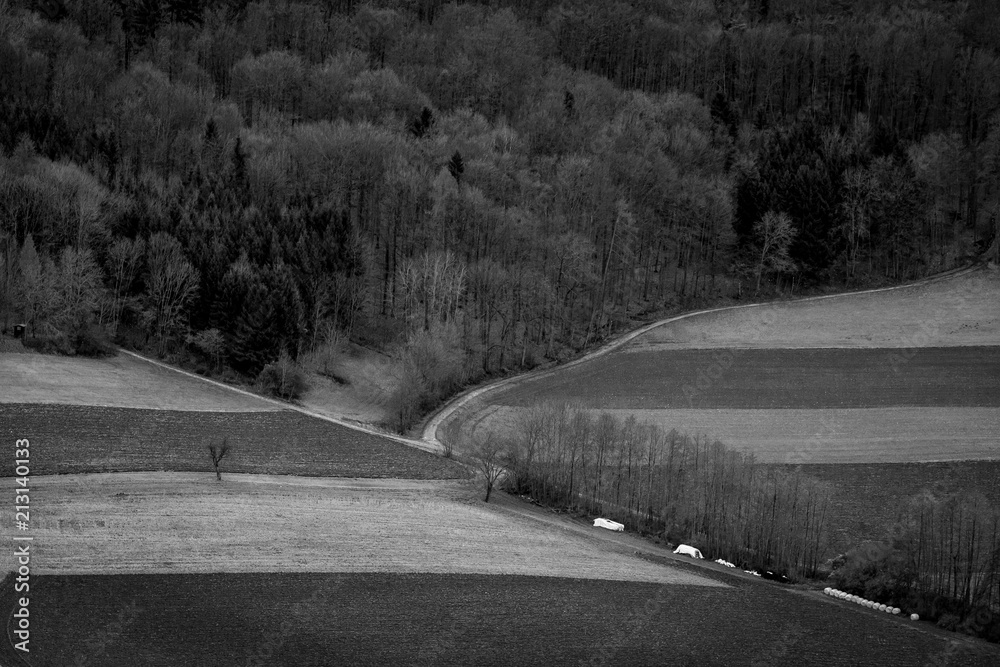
(488, 347), (1000, 410)
(0, 403), (464, 478)
(630, 268), (1000, 351)
(0, 352), (280, 411)
(13, 472), (722, 586)
(13, 571), (1000, 667)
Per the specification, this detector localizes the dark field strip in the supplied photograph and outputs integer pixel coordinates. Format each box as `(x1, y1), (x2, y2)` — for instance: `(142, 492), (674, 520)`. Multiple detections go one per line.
(494, 346), (1000, 409)
(4, 573), (997, 667)
(789, 461), (1000, 551)
(0, 404), (466, 479)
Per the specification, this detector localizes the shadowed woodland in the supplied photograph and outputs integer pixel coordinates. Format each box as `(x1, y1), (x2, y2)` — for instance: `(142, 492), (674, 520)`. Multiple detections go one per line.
(1, 0), (998, 421)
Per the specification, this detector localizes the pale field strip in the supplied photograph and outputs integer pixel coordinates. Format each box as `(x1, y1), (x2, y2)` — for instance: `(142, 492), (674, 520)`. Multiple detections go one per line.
(466, 404), (1000, 464)
(0, 353), (281, 412)
(10, 473), (725, 587)
(627, 270), (1000, 351)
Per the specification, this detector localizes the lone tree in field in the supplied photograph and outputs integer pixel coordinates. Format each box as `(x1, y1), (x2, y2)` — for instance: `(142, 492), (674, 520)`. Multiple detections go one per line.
(474, 436), (506, 503)
(208, 439), (231, 481)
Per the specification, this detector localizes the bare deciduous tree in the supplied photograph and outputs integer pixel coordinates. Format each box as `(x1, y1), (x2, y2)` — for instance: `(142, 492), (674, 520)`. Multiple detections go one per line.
(208, 439), (231, 481)
(52, 246), (104, 339)
(145, 232), (198, 352)
(474, 436), (506, 503)
(105, 237), (145, 337)
(754, 211), (796, 292)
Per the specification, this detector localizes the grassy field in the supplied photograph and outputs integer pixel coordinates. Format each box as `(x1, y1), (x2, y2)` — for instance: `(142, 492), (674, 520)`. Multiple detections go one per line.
(0, 353), (280, 412)
(299, 344), (399, 426)
(0, 403), (464, 479)
(630, 268), (1000, 351)
(13, 473), (715, 584)
(4, 572), (998, 667)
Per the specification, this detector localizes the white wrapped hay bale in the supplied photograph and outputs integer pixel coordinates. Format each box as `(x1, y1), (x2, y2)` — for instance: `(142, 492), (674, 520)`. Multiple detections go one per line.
(673, 544), (704, 559)
(593, 518), (624, 532)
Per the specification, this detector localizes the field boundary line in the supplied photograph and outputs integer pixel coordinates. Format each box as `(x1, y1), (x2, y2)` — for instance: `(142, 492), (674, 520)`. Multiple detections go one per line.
(117, 350), (444, 456)
(422, 266), (980, 449)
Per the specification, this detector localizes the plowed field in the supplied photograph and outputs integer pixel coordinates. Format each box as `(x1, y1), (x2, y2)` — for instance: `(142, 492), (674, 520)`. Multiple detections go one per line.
(0, 404), (464, 479)
(4, 572), (997, 667)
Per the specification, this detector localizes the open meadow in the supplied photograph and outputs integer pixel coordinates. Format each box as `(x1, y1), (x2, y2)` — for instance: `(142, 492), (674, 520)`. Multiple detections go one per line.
(0, 353), (280, 412)
(628, 269), (1000, 351)
(10, 472), (715, 584)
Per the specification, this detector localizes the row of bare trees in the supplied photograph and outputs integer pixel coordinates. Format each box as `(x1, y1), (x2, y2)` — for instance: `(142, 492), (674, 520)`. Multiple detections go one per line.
(0, 228), (196, 355)
(834, 489), (1000, 639)
(502, 403), (831, 578)
(902, 492), (1000, 617)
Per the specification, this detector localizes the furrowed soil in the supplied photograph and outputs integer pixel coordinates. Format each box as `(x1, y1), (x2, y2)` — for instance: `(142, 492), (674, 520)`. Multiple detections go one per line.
(10, 473), (715, 584)
(0, 352), (279, 411)
(4, 572), (998, 667)
(487, 347), (1000, 410)
(0, 404), (464, 478)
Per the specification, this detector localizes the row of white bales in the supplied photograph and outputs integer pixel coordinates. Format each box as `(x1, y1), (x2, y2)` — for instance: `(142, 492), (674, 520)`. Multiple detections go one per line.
(823, 588), (920, 620)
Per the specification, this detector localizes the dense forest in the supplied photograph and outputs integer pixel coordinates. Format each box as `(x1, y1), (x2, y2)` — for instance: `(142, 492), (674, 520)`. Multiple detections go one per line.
(0, 0), (998, 419)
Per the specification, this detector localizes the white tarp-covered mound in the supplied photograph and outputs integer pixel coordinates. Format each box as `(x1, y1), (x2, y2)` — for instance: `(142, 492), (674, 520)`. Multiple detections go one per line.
(674, 544), (704, 559)
(593, 518), (624, 532)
